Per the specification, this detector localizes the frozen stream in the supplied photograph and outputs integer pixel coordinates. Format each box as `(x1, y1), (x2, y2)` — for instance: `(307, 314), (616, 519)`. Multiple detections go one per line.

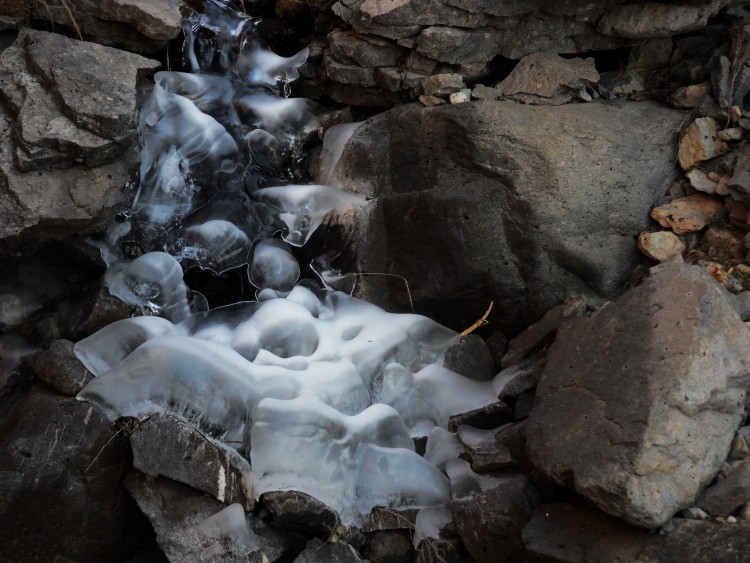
(75, 0), (507, 531)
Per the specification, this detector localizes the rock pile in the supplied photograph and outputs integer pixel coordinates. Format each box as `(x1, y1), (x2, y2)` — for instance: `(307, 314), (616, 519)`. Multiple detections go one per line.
(296, 0), (743, 106)
(4, 1), (750, 562)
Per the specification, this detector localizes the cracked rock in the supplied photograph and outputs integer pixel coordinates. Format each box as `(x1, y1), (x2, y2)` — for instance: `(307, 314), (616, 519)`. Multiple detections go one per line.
(526, 261), (750, 527)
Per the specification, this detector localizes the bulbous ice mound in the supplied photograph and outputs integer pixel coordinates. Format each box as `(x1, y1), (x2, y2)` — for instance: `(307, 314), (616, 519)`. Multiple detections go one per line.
(76, 279), (506, 523)
(78, 0), (504, 527)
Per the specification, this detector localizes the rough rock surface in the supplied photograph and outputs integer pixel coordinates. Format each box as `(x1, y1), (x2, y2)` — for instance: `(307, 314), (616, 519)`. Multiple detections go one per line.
(0, 387), (141, 562)
(526, 261), (750, 527)
(522, 504), (750, 563)
(452, 473), (539, 562)
(331, 100), (684, 333)
(25, 339), (93, 395)
(315, 0), (741, 106)
(130, 413), (255, 510)
(0, 29), (159, 253)
(25, 0), (184, 52)
(262, 490), (340, 538)
(126, 472), (288, 563)
(697, 459), (750, 516)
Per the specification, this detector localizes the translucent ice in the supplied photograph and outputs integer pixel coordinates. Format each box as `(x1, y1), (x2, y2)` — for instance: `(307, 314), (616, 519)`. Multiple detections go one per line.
(317, 122), (363, 187)
(198, 503), (261, 558)
(105, 252), (191, 322)
(253, 184), (366, 246)
(248, 239), (299, 292)
(251, 397), (449, 524)
(74, 316), (177, 376)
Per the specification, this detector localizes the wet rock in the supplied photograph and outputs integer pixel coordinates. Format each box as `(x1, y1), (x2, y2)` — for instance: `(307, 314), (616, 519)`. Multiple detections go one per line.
(651, 194), (725, 235)
(28, 0), (184, 52)
(448, 401), (513, 432)
(364, 530), (414, 563)
(294, 538), (365, 562)
(697, 459), (750, 516)
(496, 51), (599, 105)
(452, 473), (539, 563)
(0, 387), (141, 562)
(598, 2), (729, 39)
(637, 231), (686, 262)
(501, 297), (587, 368)
(672, 82), (713, 108)
(362, 507), (418, 532)
(443, 334), (495, 382)
(262, 490), (339, 538)
(130, 413), (254, 511)
(526, 262), (750, 527)
(126, 472), (288, 563)
(0, 30), (159, 253)
(522, 504), (750, 563)
(678, 117), (730, 170)
(333, 100), (683, 334)
(25, 339), (93, 396)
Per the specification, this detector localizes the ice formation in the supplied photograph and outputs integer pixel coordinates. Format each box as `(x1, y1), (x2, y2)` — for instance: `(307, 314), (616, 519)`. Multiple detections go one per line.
(75, 0), (506, 526)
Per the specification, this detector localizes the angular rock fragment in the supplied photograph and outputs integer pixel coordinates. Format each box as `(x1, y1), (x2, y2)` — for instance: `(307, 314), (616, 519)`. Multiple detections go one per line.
(421, 73), (465, 97)
(452, 473), (539, 563)
(130, 413), (255, 510)
(495, 51), (599, 105)
(294, 538), (365, 562)
(677, 117), (730, 170)
(262, 490), (340, 538)
(637, 231), (686, 262)
(501, 296), (587, 368)
(25, 339), (93, 396)
(443, 334), (495, 382)
(672, 82), (712, 109)
(686, 168), (718, 194)
(364, 530), (414, 563)
(651, 194), (724, 235)
(697, 459), (750, 516)
(126, 472), (288, 563)
(526, 262), (750, 527)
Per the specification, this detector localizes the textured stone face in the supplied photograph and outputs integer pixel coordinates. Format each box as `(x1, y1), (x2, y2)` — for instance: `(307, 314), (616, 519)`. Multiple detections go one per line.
(0, 29), (159, 253)
(525, 262), (750, 527)
(329, 100), (684, 333)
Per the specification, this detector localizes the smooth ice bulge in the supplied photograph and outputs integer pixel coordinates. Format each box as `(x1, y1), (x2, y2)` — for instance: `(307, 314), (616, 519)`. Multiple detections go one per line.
(75, 0), (505, 528)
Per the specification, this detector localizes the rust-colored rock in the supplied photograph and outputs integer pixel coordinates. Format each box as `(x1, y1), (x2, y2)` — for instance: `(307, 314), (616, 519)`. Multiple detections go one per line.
(651, 194), (724, 234)
(637, 231), (685, 262)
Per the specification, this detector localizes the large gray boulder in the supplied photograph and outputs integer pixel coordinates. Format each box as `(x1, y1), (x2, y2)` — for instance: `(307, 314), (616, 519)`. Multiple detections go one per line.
(0, 29), (159, 254)
(329, 100), (684, 333)
(525, 261), (750, 527)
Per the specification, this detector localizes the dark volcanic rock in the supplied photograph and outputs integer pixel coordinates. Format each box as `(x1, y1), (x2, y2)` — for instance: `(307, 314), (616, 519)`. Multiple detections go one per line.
(293, 538), (365, 562)
(364, 530), (414, 563)
(0, 29), (159, 253)
(332, 100), (684, 334)
(448, 401), (513, 432)
(25, 338), (93, 395)
(443, 334), (495, 381)
(526, 262), (750, 527)
(126, 472), (288, 563)
(697, 459), (750, 516)
(522, 504), (750, 563)
(452, 473), (539, 563)
(262, 490), (340, 538)
(0, 387), (140, 562)
(130, 413), (255, 510)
